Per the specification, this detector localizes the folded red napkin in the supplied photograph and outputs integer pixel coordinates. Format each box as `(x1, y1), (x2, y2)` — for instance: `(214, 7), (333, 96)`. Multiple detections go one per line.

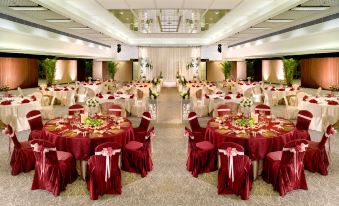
(30, 95), (36, 101)
(1, 100), (12, 105)
(117, 91), (123, 94)
(89, 83), (93, 85)
(45, 88), (49, 91)
(83, 83), (87, 85)
(228, 92), (233, 94)
(327, 100), (338, 105)
(143, 85), (147, 87)
(54, 88), (61, 91)
(21, 99), (30, 104)
(205, 94), (209, 99)
(107, 91), (112, 94)
(264, 87), (268, 90)
(271, 88), (276, 91)
(96, 83), (101, 85)
(225, 95), (231, 99)
(246, 83), (250, 85)
(309, 99), (318, 104)
(326, 93), (334, 97)
(289, 88), (294, 91)
(239, 83), (243, 85)
(130, 94), (134, 99)
(278, 88), (285, 91)
(64, 88), (69, 91)
(108, 96), (114, 99)
(303, 95), (308, 101)
(216, 91), (222, 94)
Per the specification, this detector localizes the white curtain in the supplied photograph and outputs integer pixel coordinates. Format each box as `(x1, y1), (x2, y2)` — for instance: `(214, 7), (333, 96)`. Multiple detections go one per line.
(138, 47), (201, 81)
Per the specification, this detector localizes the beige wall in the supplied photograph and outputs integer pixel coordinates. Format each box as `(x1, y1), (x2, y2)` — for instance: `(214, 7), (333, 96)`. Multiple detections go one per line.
(92, 61), (132, 82)
(262, 60), (285, 83)
(207, 61), (224, 81)
(114, 61), (132, 82)
(207, 61), (246, 81)
(92, 61), (103, 80)
(55, 60), (77, 84)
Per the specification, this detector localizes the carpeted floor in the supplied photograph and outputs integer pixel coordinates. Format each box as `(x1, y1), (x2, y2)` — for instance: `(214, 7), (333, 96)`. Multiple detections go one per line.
(0, 86), (339, 206)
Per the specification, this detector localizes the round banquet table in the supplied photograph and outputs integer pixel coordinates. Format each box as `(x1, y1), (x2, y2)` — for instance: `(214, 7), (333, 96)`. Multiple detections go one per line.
(205, 115), (303, 160)
(40, 116), (134, 161)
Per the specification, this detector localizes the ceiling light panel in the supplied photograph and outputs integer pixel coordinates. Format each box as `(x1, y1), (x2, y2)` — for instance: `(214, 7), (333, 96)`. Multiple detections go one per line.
(9, 6), (47, 11)
(45, 19), (73, 23)
(292, 6), (330, 11)
(266, 19), (294, 23)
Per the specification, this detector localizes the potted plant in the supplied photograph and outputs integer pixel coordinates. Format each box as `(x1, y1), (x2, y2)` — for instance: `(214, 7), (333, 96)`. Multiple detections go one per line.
(42, 58), (57, 86)
(220, 60), (232, 80)
(108, 61), (119, 80)
(282, 58), (298, 86)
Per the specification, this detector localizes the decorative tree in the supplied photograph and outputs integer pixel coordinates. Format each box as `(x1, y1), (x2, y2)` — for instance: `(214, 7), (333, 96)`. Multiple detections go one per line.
(42, 58), (57, 86)
(282, 58), (298, 86)
(220, 60), (232, 80)
(84, 60), (93, 81)
(108, 61), (119, 80)
(246, 60), (255, 80)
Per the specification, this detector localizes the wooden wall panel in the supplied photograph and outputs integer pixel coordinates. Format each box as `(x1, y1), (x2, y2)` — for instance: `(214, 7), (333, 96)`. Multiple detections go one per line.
(301, 57), (339, 89)
(0, 57), (38, 89)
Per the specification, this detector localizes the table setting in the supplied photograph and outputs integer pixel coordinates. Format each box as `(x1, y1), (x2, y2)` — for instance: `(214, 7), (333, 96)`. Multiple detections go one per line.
(41, 113), (134, 160)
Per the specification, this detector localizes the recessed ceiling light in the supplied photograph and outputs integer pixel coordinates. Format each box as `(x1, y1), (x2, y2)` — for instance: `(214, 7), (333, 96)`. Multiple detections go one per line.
(292, 6), (330, 11)
(119, 11), (124, 15)
(249, 27), (271, 30)
(215, 11), (220, 15)
(9, 6), (47, 11)
(68, 27), (90, 30)
(126, 17), (129, 20)
(45, 19), (73, 23)
(266, 19), (293, 23)
(209, 18), (213, 20)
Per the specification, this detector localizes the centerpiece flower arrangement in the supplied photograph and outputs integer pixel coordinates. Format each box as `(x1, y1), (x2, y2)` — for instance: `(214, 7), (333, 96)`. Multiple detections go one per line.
(151, 78), (161, 86)
(178, 76), (187, 86)
(86, 97), (99, 117)
(180, 88), (190, 99)
(149, 88), (159, 99)
(235, 118), (255, 127)
(240, 97), (253, 118)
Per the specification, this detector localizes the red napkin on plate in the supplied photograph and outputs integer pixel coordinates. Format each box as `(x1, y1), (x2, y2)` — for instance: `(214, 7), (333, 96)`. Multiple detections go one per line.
(96, 83), (101, 85)
(1, 100), (12, 105)
(117, 91), (123, 94)
(130, 94), (134, 99)
(228, 92), (232, 94)
(271, 88), (276, 91)
(30, 95), (36, 101)
(224, 95), (231, 99)
(45, 88), (49, 91)
(216, 91), (222, 94)
(21, 99), (30, 104)
(64, 88), (69, 91)
(309, 99), (318, 104)
(246, 83), (250, 85)
(303, 95), (308, 101)
(205, 94), (209, 99)
(289, 88), (294, 91)
(108, 96), (114, 99)
(239, 83), (243, 85)
(327, 100), (338, 105)
(107, 91), (112, 94)
(54, 88), (61, 91)
(278, 88), (285, 91)
(236, 95), (241, 98)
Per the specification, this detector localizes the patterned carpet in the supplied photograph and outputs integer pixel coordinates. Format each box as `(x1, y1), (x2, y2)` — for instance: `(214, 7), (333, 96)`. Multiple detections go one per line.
(0, 87), (339, 206)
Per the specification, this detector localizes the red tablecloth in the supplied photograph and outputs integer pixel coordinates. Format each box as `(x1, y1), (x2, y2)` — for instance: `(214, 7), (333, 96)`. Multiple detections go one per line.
(205, 116), (306, 160)
(40, 117), (134, 160)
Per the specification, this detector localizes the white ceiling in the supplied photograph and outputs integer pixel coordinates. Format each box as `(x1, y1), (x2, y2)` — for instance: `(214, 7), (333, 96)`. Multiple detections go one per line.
(0, 0), (338, 58)
(96, 0), (241, 9)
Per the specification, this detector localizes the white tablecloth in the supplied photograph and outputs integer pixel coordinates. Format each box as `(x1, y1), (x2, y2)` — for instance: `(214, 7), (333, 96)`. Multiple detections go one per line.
(41, 88), (75, 105)
(206, 93), (243, 113)
(236, 83), (256, 93)
(82, 84), (103, 94)
(0, 98), (41, 131)
(298, 97), (339, 132)
(97, 94), (134, 114)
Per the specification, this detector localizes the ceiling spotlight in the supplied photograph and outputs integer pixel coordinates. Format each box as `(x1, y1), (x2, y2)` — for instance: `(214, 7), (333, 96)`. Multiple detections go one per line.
(9, 6), (47, 11)
(266, 19), (293, 23)
(119, 11), (124, 15)
(215, 11), (220, 14)
(46, 19), (73, 23)
(292, 6), (330, 11)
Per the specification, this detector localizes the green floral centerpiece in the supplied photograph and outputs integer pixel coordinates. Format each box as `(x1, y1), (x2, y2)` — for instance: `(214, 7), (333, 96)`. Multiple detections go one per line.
(235, 117), (255, 127)
(84, 117), (104, 127)
(180, 88), (190, 99)
(240, 97), (253, 118)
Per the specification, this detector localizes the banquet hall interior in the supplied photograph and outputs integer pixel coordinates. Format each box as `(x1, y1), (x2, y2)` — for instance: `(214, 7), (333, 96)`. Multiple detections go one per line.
(0, 0), (339, 205)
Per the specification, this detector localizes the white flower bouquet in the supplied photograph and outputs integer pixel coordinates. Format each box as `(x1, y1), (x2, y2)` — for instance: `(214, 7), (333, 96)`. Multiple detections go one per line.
(86, 97), (99, 108)
(240, 97), (253, 108)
